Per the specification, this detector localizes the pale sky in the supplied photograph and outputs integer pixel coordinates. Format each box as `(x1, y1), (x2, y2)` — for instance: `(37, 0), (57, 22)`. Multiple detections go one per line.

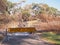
(8, 0), (60, 11)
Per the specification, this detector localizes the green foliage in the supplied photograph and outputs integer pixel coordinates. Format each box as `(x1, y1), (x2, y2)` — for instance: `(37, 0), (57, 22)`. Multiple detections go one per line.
(42, 32), (60, 45)
(7, 1), (14, 8)
(21, 9), (30, 16)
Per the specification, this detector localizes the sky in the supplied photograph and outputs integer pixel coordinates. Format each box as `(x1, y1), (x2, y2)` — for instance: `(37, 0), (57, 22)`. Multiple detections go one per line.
(8, 0), (60, 11)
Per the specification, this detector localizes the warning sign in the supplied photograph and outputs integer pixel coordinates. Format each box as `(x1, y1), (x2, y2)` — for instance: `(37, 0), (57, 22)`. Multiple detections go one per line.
(8, 27), (36, 33)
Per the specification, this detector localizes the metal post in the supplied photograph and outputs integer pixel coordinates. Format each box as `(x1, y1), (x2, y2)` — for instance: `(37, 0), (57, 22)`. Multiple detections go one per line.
(5, 29), (9, 41)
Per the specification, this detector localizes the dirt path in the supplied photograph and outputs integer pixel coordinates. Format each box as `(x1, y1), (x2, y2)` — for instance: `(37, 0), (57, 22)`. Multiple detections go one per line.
(1, 35), (54, 45)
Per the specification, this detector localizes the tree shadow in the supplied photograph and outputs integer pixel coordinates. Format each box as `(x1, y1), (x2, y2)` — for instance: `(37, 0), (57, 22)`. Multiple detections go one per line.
(1, 36), (35, 45)
(1, 35), (56, 45)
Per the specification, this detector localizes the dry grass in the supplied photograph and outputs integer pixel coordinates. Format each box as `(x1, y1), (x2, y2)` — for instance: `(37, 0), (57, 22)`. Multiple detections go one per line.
(31, 13), (60, 32)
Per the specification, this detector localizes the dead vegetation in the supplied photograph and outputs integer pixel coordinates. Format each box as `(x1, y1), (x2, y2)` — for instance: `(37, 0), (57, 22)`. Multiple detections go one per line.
(33, 13), (60, 33)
